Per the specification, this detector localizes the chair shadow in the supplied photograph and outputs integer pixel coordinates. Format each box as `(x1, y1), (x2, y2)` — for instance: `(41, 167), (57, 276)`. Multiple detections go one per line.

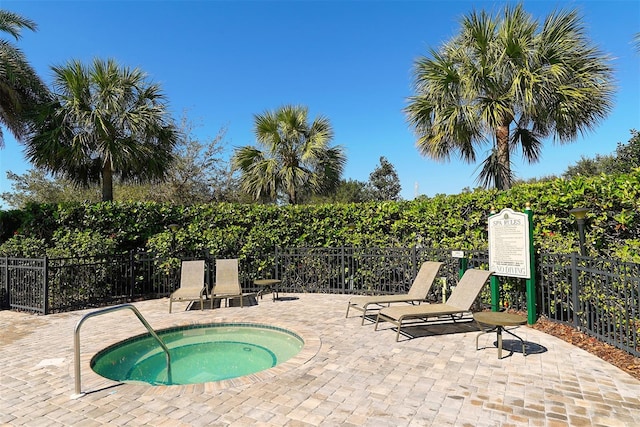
(187, 295), (259, 310)
(401, 320), (479, 338)
(373, 317), (480, 340)
(184, 294), (299, 310)
(374, 319), (551, 354)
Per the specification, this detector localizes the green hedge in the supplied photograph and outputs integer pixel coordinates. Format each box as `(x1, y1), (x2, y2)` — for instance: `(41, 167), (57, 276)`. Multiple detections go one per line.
(1, 171), (638, 262)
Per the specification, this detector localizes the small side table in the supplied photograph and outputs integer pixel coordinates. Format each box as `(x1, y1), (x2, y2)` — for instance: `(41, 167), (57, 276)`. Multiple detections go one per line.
(474, 311), (527, 359)
(254, 279), (281, 302)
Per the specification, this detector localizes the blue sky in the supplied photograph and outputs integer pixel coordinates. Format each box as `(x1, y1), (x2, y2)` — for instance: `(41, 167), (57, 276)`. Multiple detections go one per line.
(1, 0), (638, 204)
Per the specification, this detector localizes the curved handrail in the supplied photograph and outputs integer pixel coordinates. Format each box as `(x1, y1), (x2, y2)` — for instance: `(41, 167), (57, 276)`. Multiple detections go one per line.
(72, 303), (172, 398)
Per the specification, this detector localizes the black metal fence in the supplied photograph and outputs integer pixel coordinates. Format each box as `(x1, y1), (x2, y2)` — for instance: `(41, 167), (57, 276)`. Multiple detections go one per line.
(274, 247), (489, 304)
(1, 247), (639, 356)
(0, 250), (286, 314)
(1, 253), (166, 314)
(1, 257), (48, 314)
(539, 253), (640, 356)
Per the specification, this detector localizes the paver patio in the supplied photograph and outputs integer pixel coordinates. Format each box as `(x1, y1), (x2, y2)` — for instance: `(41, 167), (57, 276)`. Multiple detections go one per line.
(1, 293), (640, 426)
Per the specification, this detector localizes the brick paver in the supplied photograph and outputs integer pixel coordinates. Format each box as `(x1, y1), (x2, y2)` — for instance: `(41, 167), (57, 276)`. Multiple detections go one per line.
(2, 294), (640, 426)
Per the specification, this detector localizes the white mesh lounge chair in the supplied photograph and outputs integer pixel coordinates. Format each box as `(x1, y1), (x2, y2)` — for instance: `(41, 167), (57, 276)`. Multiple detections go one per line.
(375, 269), (493, 341)
(346, 261), (444, 325)
(169, 260), (207, 313)
(210, 258), (250, 309)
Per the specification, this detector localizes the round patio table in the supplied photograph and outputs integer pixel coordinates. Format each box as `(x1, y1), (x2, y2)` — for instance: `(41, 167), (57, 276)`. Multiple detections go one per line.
(474, 311), (527, 359)
(254, 279), (281, 302)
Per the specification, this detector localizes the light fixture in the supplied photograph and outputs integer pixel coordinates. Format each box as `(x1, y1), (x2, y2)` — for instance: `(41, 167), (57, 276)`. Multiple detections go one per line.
(569, 207), (589, 220)
(569, 207), (589, 256)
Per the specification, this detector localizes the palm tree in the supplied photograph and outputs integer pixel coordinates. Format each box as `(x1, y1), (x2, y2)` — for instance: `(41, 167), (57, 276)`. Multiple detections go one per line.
(26, 58), (179, 201)
(0, 10), (49, 147)
(232, 105), (345, 204)
(405, 3), (614, 190)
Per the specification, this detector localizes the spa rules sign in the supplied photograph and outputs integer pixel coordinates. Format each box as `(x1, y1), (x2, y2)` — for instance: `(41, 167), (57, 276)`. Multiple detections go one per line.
(488, 208), (531, 279)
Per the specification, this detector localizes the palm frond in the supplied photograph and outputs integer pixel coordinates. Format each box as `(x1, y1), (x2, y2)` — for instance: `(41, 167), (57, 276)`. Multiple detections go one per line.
(0, 12), (50, 145)
(474, 148), (515, 189)
(26, 57), (178, 200)
(406, 2), (614, 190)
(232, 105), (344, 204)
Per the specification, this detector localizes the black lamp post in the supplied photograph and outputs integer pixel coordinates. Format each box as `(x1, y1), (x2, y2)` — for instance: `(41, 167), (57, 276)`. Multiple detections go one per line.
(569, 208), (589, 256)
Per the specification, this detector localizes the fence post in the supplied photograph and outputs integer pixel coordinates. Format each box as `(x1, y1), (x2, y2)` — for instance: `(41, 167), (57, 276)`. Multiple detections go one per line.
(412, 246), (417, 279)
(2, 257), (7, 308)
(571, 252), (580, 329)
(340, 246), (345, 292)
(43, 257), (49, 315)
(275, 247), (280, 281)
(129, 251), (135, 300)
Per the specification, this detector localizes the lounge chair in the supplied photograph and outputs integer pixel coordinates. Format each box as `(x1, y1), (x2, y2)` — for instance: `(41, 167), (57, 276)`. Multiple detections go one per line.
(169, 260), (207, 313)
(375, 269), (493, 341)
(210, 258), (250, 309)
(346, 261), (444, 325)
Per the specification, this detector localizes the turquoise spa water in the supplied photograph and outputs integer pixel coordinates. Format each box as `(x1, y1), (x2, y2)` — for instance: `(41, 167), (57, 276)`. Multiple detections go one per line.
(91, 323), (303, 385)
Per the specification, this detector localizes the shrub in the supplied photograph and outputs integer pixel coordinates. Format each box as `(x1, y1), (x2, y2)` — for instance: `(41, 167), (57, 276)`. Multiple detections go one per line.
(0, 171), (638, 261)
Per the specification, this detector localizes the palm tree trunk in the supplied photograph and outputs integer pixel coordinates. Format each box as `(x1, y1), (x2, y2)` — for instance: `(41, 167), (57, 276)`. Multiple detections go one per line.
(102, 160), (114, 202)
(496, 123), (511, 190)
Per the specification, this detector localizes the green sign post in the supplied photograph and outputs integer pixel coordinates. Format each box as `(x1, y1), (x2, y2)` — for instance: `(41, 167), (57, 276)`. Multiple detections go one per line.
(525, 203), (537, 324)
(487, 204), (536, 324)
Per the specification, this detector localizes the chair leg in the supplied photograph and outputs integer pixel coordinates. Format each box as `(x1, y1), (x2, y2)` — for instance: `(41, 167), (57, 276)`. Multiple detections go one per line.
(475, 323), (497, 351)
(393, 315), (406, 342)
(360, 303), (370, 325)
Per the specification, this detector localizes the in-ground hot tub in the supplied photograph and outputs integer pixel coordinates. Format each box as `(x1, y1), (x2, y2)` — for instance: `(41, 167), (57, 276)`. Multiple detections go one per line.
(91, 323), (304, 385)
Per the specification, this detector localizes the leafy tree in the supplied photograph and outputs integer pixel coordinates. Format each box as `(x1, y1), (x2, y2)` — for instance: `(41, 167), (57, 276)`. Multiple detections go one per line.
(405, 3), (614, 190)
(307, 178), (369, 204)
(365, 156), (402, 201)
(25, 58), (179, 202)
(1, 121), (243, 207)
(611, 130), (640, 174)
(335, 179), (369, 203)
(0, 10), (49, 146)
(309, 158), (401, 203)
(564, 130), (640, 179)
(138, 117), (242, 204)
(232, 105), (346, 204)
(563, 155), (613, 179)
(0, 169), (98, 208)
(513, 174), (559, 185)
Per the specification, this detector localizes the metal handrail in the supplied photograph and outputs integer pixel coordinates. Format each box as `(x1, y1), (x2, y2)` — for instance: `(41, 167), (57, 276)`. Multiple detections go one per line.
(72, 303), (172, 398)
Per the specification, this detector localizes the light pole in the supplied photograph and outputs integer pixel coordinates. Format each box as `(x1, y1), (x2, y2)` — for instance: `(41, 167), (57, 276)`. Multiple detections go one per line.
(569, 208), (589, 256)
